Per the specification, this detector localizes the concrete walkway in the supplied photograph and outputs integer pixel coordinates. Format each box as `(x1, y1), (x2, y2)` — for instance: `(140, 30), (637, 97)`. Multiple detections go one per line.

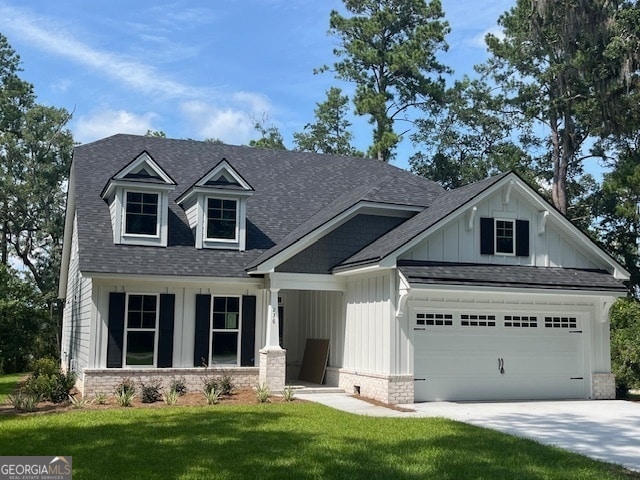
(296, 393), (640, 472)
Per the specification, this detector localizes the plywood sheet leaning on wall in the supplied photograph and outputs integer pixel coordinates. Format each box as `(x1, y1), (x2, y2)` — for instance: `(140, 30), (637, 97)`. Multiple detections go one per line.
(298, 338), (330, 384)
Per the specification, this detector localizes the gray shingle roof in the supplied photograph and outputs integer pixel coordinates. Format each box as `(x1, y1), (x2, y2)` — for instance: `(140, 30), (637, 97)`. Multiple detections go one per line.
(335, 173), (509, 269)
(73, 134), (445, 277)
(398, 260), (627, 292)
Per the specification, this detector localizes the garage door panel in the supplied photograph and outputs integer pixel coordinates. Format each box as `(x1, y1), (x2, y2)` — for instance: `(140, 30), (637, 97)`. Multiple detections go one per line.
(413, 310), (585, 402)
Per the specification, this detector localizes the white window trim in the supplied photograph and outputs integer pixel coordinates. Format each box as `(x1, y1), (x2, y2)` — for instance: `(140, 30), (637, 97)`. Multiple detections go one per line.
(209, 295), (242, 366)
(204, 197), (239, 243)
(494, 218), (516, 256)
(123, 293), (159, 368)
(122, 189), (161, 239)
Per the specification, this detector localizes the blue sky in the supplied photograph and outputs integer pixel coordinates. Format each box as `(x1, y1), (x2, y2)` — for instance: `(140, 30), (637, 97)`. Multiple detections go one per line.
(0, 0), (513, 170)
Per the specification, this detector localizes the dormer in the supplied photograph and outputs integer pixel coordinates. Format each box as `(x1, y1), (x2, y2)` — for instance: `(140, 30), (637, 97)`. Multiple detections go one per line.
(176, 159), (254, 251)
(101, 151), (176, 247)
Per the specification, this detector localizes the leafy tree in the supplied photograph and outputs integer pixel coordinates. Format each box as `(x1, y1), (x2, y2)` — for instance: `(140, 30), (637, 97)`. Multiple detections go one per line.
(248, 116), (286, 150)
(410, 77), (539, 189)
(320, 0), (450, 162)
(592, 140), (640, 295)
(0, 33), (74, 356)
(145, 130), (166, 137)
(482, 0), (625, 214)
(293, 87), (362, 156)
(609, 297), (640, 396)
(0, 264), (50, 373)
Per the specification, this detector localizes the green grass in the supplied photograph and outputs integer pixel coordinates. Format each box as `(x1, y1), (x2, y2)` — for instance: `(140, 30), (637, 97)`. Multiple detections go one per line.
(0, 403), (637, 480)
(0, 372), (24, 403)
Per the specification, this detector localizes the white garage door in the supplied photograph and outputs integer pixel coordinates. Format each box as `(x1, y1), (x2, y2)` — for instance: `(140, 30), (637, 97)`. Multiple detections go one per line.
(413, 310), (586, 402)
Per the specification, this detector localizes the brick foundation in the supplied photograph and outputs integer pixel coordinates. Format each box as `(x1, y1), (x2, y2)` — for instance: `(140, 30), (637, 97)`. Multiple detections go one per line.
(592, 373), (616, 399)
(258, 348), (286, 393)
(325, 367), (414, 405)
(80, 367), (259, 397)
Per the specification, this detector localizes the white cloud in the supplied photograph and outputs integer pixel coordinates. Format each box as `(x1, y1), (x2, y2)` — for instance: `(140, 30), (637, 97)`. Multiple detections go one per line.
(468, 26), (505, 49)
(180, 101), (256, 145)
(73, 109), (158, 143)
(0, 4), (203, 99)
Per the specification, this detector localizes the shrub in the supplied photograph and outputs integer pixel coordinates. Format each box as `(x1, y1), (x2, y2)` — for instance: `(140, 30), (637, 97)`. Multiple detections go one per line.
(140, 379), (163, 404)
(23, 366), (75, 404)
(31, 358), (59, 378)
(69, 394), (92, 408)
(94, 392), (108, 405)
(610, 298), (640, 397)
(7, 391), (42, 412)
(218, 373), (234, 396)
(169, 377), (187, 396)
(202, 376), (219, 396)
(115, 378), (136, 396)
(282, 385), (295, 402)
(162, 389), (179, 406)
(115, 389), (136, 407)
(204, 387), (221, 405)
(255, 383), (271, 403)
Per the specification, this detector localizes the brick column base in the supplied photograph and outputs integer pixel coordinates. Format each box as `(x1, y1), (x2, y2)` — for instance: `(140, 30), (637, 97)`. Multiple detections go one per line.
(592, 373), (616, 399)
(259, 348), (286, 393)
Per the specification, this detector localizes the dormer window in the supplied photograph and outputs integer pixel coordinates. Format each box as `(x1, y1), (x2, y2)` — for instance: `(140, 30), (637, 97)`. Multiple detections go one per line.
(101, 151), (176, 247)
(177, 159), (254, 251)
(125, 191), (159, 236)
(206, 198), (238, 241)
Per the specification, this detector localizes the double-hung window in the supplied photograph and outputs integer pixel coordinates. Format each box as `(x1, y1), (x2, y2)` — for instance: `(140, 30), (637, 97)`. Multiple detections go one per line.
(125, 191), (159, 236)
(124, 294), (158, 366)
(495, 219), (515, 255)
(480, 217), (529, 257)
(206, 198), (238, 241)
(211, 296), (241, 365)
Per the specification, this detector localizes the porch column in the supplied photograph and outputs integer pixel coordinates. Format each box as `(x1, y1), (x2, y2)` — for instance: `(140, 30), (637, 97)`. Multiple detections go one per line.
(259, 287), (286, 392)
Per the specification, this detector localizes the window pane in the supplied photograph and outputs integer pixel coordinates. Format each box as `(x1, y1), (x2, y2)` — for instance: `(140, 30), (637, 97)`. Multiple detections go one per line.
(212, 296), (240, 330)
(212, 313), (227, 330)
(126, 331), (155, 365)
(211, 332), (238, 364)
(227, 297), (239, 312)
(206, 198), (237, 240)
(496, 220), (514, 254)
(125, 192), (158, 235)
(213, 297), (226, 312)
(127, 294), (157, 329)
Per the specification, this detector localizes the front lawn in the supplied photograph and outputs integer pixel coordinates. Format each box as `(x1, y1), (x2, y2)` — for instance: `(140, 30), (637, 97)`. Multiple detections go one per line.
(0, 402), (637, 480)
(0, 372), (23, 403)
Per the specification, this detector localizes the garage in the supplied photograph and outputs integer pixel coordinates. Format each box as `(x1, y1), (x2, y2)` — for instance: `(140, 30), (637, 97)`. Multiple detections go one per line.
(413, 309), (586, 402)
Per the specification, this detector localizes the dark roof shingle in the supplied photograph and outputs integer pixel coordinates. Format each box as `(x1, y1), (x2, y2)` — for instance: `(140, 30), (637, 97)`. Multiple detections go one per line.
(73, 134), (444, 277)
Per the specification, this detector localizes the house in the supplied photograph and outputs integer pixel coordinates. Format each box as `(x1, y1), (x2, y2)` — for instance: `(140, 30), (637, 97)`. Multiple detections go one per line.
(59, 134), (629, 404)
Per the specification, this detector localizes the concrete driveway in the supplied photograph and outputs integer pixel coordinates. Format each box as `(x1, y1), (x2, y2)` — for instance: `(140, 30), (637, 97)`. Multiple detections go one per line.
(298, 394), (640, 472)
(407, 400), (640, 473)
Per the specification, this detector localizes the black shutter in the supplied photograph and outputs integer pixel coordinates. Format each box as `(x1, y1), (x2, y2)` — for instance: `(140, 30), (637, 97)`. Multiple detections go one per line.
(480, 217), (495, 255)
(194, 294), (211, 367)
(157, 294), (175, 368)
(106, 292), (126, 368)
(516, 220), (530, 257)
(241, 295), (257, 367)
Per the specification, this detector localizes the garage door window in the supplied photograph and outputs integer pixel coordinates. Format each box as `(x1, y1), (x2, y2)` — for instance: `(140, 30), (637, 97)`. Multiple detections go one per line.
(461, 314), (496, 327)
(504, 315), (538, 328)
(544, 316), (577, 329)
(416, 313), (453, 326)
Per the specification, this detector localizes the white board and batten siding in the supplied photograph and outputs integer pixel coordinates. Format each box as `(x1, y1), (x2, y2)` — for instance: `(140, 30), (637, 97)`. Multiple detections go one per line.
(401, 186), (602, 271)
(341, 271), (398, 375)
(61, 213), (93, 375)
(89, 279), (265, 370)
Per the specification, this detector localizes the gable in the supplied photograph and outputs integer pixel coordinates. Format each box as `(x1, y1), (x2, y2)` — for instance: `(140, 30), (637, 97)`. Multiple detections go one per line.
(398, 175), (628, 278)
(276, 214), (408, 274)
